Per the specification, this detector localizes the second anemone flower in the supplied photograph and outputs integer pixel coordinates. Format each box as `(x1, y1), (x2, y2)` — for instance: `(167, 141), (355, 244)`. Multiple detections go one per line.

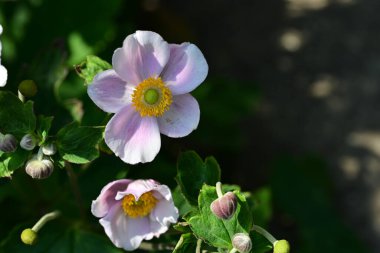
(88, 30), (208, 164)
(91, 179), (178, 251)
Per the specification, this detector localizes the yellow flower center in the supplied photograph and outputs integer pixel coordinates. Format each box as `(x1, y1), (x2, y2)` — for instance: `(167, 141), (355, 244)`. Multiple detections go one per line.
(121, 191), (158, 218)
(132, 77), (172, 117)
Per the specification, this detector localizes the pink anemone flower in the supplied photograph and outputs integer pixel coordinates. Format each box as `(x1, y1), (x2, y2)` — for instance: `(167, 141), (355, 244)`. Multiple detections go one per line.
(91, 179), (179, 251)
(88, 30), (208, 164)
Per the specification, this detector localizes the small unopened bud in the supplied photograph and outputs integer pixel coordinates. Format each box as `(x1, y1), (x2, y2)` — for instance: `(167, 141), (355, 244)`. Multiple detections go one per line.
(18, 80), (37, 97)
(232, 233), (252, 253)
(0, 134), (18, 153)
(25, 155), (54, 179)
(20, 210), (60, 246)
(42, 142), (57, 155)
(20, 134), (37, 151)
(274, 240), (290, 253)
(210, 192), (237, 219)
(20, 228), (38, 245)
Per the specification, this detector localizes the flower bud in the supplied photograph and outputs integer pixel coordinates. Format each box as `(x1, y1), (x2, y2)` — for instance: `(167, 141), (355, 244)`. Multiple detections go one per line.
(20, 228), (38, 245)
(25, 156), (54, 179)
(18, 80), (37, 97)
(210, 192), (237, 219)
(274, 240), (290, 253)
(0, 134), (18, 153)
(232, 233), (252, 253)
(42, 142), (57, 155)
(20, 134), (37, 151)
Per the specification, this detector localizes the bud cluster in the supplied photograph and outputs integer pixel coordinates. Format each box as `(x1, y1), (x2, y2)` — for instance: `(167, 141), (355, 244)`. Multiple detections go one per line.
(16, 131), (57, 179)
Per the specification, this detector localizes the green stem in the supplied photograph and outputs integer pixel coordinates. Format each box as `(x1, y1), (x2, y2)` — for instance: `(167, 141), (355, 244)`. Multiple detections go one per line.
(196, 239), (202, 253)
(216, 182), (223, 198)
(229, 248), (238, 253)
(252, 224), (277, 244)
(65, 162), (86, 220)
(32, 210), (61, 232)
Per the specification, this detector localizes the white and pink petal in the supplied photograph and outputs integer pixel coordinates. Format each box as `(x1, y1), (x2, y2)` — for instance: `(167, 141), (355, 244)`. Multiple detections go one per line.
(91, 179), (131, 218)
(113, 31), (170, 85)
(87, 70), (132, 113)
(115, 179), (173, 202)
(161, 42), (208, 95)
(105, 105), (161, 164)
(158, 94), (200, 138)
(99, 205), (153, 251)
(150, 199), (179, 232)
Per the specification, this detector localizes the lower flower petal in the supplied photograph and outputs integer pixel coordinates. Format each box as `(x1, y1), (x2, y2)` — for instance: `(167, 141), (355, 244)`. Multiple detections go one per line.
(99, 205), (153, 251)
(105, 105), (161, 164)
(158, 94), (200, 138)
(87, 69), (132, 113)
(150, 199), (179, 236)
(115, 179), (172, 202)
(91, 179), (132, 218)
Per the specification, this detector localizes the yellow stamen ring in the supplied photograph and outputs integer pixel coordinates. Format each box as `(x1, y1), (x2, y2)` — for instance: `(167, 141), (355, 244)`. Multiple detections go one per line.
(121, 191), (158, 218)
(132, 77), (172, 117)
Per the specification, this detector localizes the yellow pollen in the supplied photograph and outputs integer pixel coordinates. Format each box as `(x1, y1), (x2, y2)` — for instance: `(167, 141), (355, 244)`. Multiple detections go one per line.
(132, 77), (172, 117)
(121, 191), (158, 218)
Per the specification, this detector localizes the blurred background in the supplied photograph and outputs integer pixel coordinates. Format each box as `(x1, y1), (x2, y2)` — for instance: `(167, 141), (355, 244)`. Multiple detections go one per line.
(0, 0), (379, 252)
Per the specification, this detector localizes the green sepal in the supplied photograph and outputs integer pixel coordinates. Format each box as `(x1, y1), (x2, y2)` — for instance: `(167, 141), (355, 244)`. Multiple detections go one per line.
(36, 115), (54, 145)
(75, 55), (112, 85)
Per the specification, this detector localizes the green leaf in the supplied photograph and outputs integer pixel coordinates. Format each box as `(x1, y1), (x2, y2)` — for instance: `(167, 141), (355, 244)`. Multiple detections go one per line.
(0, 221), (123, 253)
(0, 91), (36, 137)
(75, 55), (112, 85)
(0, 148), (30, 178)
(172, 186), (196, 216)
(36, 115), (54, 144)
(185, 184), (253, 249)
(173, 233), (198, 253)
(57, 122), (103, 164)
(176, 151), (221, 206)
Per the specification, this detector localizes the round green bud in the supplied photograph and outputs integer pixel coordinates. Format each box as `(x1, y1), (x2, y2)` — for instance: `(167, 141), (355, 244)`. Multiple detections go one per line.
(274, 240), (290, 253)
(144, 89), (159, 105)
(21, 228), (38, 245)
(18, 80), (38, 97)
